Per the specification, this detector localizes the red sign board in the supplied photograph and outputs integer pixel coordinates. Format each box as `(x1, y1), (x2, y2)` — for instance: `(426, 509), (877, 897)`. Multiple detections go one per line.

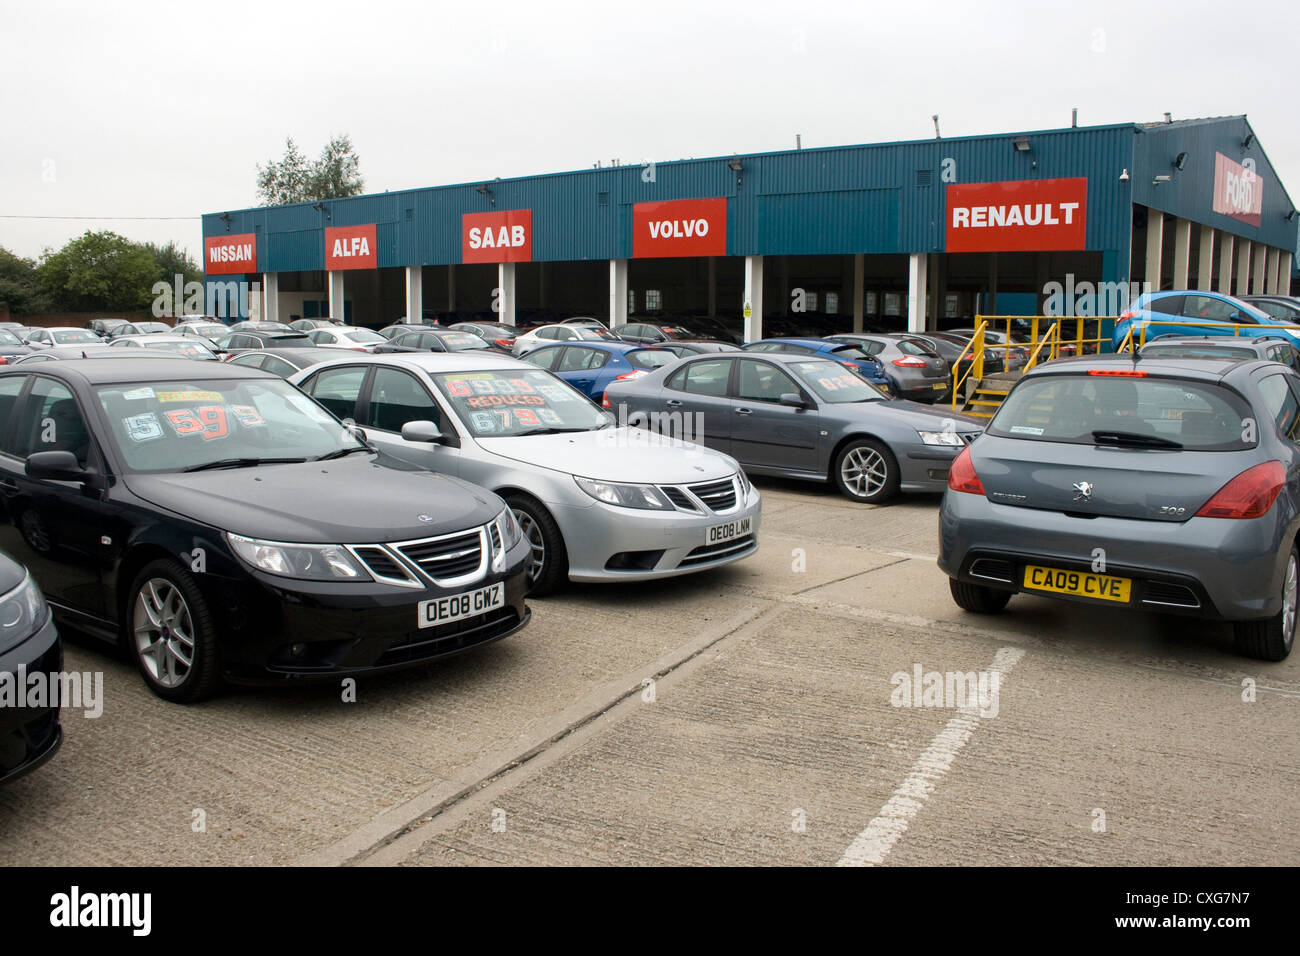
(946, 178), (1087, 252)
(633, 197), (727, 258)
(462, 210), (533, 263)
(325, 224), (377, 270)
(204, 233), (257, 275)
(1212, 152), (1263, 227)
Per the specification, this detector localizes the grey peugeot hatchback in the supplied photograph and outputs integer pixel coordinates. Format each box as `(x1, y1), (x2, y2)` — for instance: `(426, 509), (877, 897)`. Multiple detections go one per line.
(939, 354), (1300, 661)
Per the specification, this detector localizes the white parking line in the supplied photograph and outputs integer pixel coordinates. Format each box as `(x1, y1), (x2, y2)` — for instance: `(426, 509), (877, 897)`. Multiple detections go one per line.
(837, 646), (1026, 867)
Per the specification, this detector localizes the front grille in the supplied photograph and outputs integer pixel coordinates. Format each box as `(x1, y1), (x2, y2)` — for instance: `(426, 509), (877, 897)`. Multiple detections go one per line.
(688, 477), (737, 513)
(660, 486), (700, 512)
(959, 432), (981, 445)
(397, 529), (485, 583)
(351, 546), (413, 584)
(970, 558), (1015, 583)
(1142, 581), (1201, 609)
(677, 534), (755, 567)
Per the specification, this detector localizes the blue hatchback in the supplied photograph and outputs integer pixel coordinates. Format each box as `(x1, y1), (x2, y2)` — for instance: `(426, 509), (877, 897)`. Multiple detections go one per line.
(520, 341), (679, 404)
(1111, 290), (1299, 349)
(741, 337), (894, 394)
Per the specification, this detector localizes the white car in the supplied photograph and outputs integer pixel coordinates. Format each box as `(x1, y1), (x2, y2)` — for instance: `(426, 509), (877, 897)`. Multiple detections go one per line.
(287, 352), (762, 594)
(307, 326), (387, 352)
(513, 322), (620, 356)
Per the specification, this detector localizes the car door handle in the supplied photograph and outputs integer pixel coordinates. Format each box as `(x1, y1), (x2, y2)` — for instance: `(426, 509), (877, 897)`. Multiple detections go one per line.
(0, 478), (16, 492)
(666, 399), (682, 408)
(735, 407), (753, 415)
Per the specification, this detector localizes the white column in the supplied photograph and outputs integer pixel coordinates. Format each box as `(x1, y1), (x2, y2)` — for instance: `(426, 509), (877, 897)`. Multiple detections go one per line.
(262, 272), (279, 324)
(447, 264), (456, 311)
(497, 262), (516, 326)
(1171, 218), (1191, 289)
(1196, 225), (1214, 291)
(1279, 253), (1294, 296)
(1217, 234), (1234, 294)
(404, 266), (422, 323)
(1145, 210), (1164, 289)
(743, 255), (764, 342)
(608, 258), (628, 328)
(328, 271), (345, 322)
(1236, 240), (1252, 296)
(1252, 242), (1267, 293)
(852, 253), (865, 332)
(1266, 247), (1281, 294)
(707, 258), (717, 316)
(907, 253), (928, 333)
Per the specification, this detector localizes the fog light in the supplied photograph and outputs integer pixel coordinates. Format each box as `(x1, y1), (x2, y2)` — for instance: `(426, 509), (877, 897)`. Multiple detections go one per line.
(291, 643), (306, 657)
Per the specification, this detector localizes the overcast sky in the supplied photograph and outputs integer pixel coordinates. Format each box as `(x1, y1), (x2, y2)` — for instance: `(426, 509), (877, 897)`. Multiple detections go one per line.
(2, 0), (1295, 261)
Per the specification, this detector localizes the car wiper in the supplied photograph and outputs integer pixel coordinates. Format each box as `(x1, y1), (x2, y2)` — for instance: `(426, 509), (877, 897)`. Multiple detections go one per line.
(509, 427), (593, 436)
(312, 446), (373, 461)
(182, 456), (310, 472)
(1091, 430), (1183, 449)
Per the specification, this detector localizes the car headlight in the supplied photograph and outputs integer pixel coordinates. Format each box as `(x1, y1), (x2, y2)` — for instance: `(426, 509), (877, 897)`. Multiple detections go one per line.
(226, 533), (371, 581)
(736, 469), (751, 497)
(495, 507), (522, 551)
(0, 573), (49, 654)
(574, 476), (673, 510)
(918, 430), (965, 447)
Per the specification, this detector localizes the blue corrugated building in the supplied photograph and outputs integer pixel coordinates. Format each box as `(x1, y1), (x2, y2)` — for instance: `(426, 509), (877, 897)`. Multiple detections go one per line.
(202, 115), (1298, 339)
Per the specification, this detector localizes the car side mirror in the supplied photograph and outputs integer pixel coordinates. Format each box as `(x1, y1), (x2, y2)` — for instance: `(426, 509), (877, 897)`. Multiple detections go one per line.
(401, 420), (448, 444)
(779, 392), (808, 409)
(26, 450), (91, 483)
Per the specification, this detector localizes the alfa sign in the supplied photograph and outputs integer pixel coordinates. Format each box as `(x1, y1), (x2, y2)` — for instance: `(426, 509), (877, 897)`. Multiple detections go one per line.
(204, 233), (257, 275)
(1213, 152), (1263, 227)
(463, 210), (533, 263)
(325, 224), (377, 270)
(633, 197), (727, 258)
(946, 178), (1087, 252)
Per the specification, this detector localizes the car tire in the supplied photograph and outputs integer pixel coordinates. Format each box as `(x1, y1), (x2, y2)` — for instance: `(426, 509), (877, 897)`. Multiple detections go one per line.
(833, 438), (900, 504)
(949, 578), (1012, 614)
(1232, 546), (1297, 662)
(126, 559), (222, 703)
(503, 493), (568, 597)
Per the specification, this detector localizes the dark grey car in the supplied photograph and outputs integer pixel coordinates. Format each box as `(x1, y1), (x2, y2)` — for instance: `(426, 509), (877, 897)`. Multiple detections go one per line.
(939, 354), (1300, 661)
(828, 333), (951, 403)
(1139, 334), (1300, 373)
(605, 351), (983, 503)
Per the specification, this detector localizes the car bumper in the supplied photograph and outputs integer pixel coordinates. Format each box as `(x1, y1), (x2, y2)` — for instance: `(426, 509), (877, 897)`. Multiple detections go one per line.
(0, 614), (62, 785)
(899, 442), (967, 493)
(938, 491), (1286, 620)
(203, 537), (533, 682)
(557, 485), (763, 582)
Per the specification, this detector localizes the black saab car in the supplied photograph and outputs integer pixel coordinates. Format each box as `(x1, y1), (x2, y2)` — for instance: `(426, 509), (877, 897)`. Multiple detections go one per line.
(0, 549), (61, 783)
(0, 359), (532, 702)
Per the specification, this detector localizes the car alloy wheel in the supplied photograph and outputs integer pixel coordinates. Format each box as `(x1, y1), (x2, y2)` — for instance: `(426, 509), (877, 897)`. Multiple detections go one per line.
(133, 578), (196, 689)
(1282, 551), (1297, 651)
(841, 446), (888, 498)
(513, 509), (546, 585)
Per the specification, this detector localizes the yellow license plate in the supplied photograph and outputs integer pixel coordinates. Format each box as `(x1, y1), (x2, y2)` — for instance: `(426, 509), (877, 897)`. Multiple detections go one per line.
(1022, 565), (1131, 603)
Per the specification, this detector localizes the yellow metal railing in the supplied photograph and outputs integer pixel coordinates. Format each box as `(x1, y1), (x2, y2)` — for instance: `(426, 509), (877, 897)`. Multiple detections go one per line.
(1023, 321), (1061, 371)
(950, 320), (987, 409)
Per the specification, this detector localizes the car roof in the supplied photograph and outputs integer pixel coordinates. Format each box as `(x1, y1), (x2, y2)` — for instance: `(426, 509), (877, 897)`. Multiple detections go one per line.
(1, 357), (274, 385)
(529, 340), (648, 355)
(749, 337), (838, 347)
(232, 347), (329, 364)
(292, 351), (534, 376)
(1140, 335), (1274, 349)
(1024, 352), (1280, 384)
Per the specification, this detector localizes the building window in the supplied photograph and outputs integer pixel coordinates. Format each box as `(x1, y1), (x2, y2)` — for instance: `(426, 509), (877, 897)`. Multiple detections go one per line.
(628, 289), (636, 313)
(884, 293), (902, 317)
(824, 292), (838, 314)
(804, 292), (819, 312)
(645, 289), (662, 311)
(944, 294), (960, 318)
(865, 291), (878, 315)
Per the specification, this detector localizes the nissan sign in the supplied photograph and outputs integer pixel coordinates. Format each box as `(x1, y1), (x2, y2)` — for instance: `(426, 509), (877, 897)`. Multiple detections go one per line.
(946, 178), (1087, 253)
(204, 233), (257, 275)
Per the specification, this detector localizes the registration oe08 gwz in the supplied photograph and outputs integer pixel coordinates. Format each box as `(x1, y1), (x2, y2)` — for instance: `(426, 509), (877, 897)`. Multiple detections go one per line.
(419, 583), (505, 629)
(708, 516), (753, 545)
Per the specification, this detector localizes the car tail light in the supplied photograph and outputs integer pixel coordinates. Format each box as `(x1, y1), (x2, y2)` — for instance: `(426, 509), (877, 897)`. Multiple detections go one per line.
(947, 446), (985, 496)
(892, 356), (927, 368)
(1195, 461), (1285, 519)
(962, 352), (974, 361)
(495, 338), (513, 347)
(0, 357), (7, 366)
(1119, 310), (1137, 321)
(1087, 369), (1148, 377)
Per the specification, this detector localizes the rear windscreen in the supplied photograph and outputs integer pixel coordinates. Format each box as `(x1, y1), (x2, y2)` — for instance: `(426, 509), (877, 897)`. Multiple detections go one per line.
(988, 374), (1257, 451)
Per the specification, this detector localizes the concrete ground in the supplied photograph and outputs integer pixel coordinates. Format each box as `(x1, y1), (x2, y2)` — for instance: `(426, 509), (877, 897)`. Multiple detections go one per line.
(1, 477), (1296, 867)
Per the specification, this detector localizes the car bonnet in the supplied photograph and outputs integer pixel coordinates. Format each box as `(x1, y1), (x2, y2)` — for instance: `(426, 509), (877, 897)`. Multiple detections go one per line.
(476, 427), (739, 484)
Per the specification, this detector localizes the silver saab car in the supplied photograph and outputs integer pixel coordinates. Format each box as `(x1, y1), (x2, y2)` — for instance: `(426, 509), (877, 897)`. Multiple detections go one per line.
(287, 353), (761, 594)
(604, 351), (983, 503)
(940, 354), (1300, 661)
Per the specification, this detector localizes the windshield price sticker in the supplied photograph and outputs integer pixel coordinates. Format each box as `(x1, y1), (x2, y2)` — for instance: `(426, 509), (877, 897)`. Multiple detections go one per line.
(465, 394), (546, 409)
(157, 390), (224, 404)
(162, 404), (263, 441)
(230, 405), (266, 427)
(124, 413), (164, 443)
(818, 375), (859, 391)
(123, 387), (156, 401)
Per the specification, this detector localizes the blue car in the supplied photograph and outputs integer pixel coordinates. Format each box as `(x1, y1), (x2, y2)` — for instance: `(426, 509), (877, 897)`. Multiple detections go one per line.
(1111, 290), (1299, 350)
(741, 337), (894, 394)
(520, 341), (679, 405)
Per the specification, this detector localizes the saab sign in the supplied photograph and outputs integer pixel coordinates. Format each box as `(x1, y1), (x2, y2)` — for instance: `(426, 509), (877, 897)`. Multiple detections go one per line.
(204, 233), (257, 275)
(1213, 152), (1263, 227)
(633, 197), (727, 258)
(946, 178), (1087, 252)
(462, 210), (533, 263)
(325, 224), (377, 270)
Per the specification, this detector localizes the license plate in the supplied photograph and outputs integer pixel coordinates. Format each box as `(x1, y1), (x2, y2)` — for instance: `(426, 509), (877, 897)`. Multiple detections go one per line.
(933, 382), (948, 390)
(707, 515), (753, 545)
(418, 582), (505, 629)
(1022, 565), (1131, 603)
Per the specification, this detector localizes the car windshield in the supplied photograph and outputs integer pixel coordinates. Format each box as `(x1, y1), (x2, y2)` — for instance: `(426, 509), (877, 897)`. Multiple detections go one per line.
(576, 327), (617, 340)
(439, 332), (489, 351)
(0, 330), (21, 345)
(432, 369), (613, 437)
(787, 359), (886, 403)
(342, 329), (385, 344)
(190, 324), (227, 338)
(51, 329), (101, 344)
(96, 378), (366, 473)
(828, 344), (871, 360)
(136, 322), (169, 333)
(626, 349), (677, 370)
(988, 373), (1256, 450)
(139, 339), (219, 360)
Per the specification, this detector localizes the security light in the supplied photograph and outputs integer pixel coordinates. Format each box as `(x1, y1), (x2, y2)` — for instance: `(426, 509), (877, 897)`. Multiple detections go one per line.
(727, 158), (743, 172)
(1118, 169), (1130, 182)
(1173, 152), (1188, 171)
(1242, 133), (1255, 149)
(1013, 137), (1031, 152)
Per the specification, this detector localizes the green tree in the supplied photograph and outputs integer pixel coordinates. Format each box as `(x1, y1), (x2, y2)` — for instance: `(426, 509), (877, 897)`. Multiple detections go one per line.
(37, 231), (160, 312)
(256, 134), (365, 206)
(0, 247), (50, 315)
(142, 240), (202, 288)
